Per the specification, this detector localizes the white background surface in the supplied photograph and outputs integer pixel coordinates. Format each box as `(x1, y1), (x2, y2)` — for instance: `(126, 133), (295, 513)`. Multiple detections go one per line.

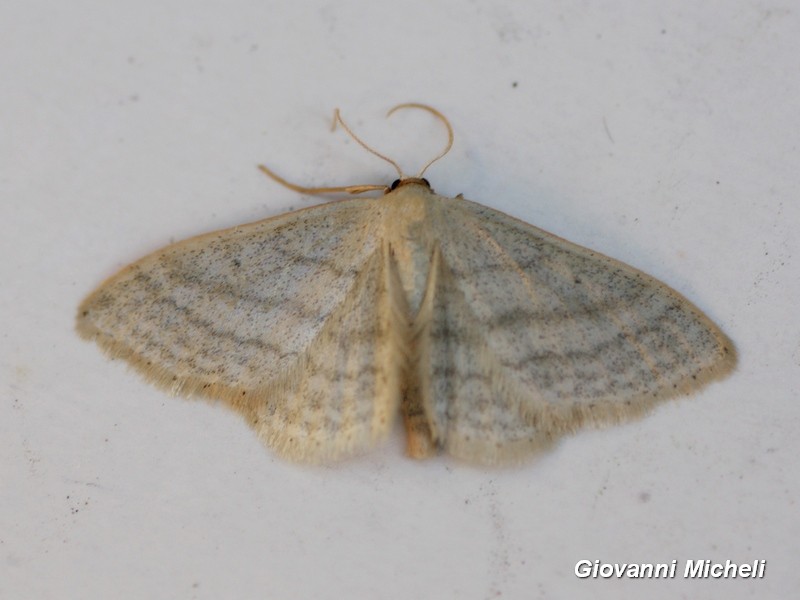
(2, 1), (797, 598)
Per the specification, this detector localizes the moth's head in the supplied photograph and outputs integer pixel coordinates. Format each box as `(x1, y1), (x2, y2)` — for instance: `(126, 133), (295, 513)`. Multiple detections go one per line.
(388, 177), (432, 194)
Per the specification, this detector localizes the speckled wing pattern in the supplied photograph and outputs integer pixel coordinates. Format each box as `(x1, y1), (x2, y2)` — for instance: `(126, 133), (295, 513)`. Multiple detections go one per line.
(77, 198), (405, 462)
(78, 184), (735, 465)
(413, 199), (735, 463)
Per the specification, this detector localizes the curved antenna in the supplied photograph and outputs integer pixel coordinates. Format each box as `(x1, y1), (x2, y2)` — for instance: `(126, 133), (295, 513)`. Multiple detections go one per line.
(332, 109), (404, 178)
(334, 103), (455, 179)
(258, 104), (455, 196)
(385, 103), (454, 177)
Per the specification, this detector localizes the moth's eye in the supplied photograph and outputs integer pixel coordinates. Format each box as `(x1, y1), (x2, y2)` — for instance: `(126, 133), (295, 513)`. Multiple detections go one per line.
(421, 178), (430, 188)
(390, 179), (401, 190)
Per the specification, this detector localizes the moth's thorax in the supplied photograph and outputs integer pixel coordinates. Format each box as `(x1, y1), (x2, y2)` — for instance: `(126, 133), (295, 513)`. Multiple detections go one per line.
(382, 183), (442, 315)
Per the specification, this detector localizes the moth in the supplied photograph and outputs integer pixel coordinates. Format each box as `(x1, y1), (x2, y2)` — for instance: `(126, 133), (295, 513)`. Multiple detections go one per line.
(77, 104), (736, 464)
